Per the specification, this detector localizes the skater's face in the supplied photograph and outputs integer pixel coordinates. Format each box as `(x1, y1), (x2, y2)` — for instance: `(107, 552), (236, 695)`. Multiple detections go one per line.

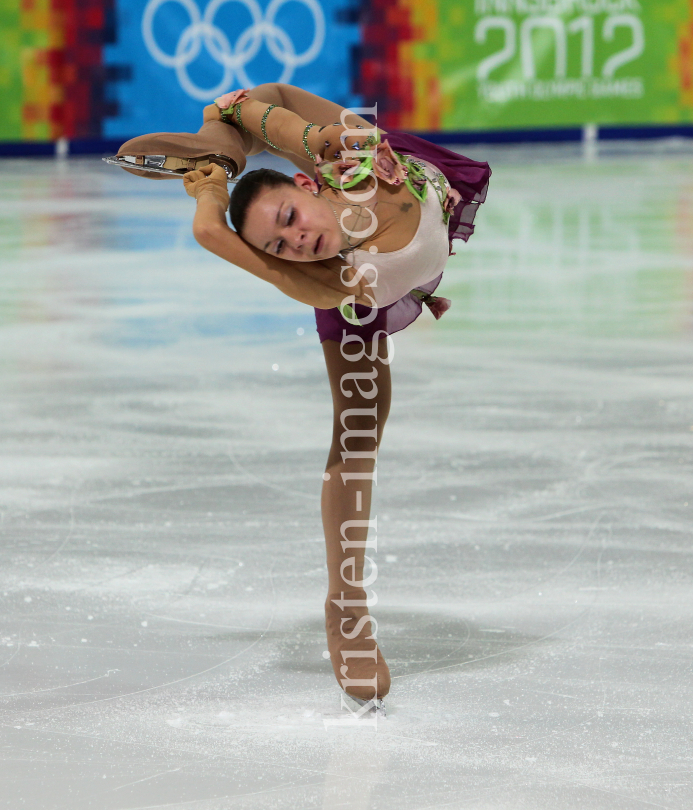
(241, 174), (344, 261)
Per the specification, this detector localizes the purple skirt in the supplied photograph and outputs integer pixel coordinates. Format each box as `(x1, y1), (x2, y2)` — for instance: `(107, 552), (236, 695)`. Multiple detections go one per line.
(314, 131), (491, 344)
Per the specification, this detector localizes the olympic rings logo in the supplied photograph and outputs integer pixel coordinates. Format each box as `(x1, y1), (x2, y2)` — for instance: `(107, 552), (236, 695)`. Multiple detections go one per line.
(142, 0), (326, 100)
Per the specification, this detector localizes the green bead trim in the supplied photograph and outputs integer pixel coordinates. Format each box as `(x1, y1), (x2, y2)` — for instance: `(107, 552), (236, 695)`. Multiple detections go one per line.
(405, 159), (452, 224)
(218, 104), (234, 125)
(401, 155), (428, 203)
(235, 102), (248, 133)
(261, 104), (280, 150)
(302, 123), (316, 161)
(218, 101), (248, 133)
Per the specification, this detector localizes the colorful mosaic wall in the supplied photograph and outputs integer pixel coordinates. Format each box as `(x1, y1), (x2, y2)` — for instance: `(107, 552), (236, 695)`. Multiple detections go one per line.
(0, 0), (114, 141)
(2, 0), (693, 143)
(678, 1), (693, 109)
(355, 0), (443, 131)
(356, 0), (693, 131)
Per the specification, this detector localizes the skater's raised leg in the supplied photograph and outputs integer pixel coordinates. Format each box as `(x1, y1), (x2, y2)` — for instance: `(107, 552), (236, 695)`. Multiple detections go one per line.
(113, 82), (375, 181)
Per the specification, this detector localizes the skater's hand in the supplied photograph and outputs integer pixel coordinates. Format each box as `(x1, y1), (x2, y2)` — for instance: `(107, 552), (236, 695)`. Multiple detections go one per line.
(184, 163), (229, 206)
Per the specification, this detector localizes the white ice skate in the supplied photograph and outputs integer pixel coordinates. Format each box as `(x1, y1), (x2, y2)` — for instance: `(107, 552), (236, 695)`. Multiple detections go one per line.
(102, 154), (238, 181)
(348, 695), (386, 717)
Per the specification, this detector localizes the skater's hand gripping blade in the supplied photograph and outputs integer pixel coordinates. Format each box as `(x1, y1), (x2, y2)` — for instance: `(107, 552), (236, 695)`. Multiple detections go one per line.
(183, 163), (231, 205)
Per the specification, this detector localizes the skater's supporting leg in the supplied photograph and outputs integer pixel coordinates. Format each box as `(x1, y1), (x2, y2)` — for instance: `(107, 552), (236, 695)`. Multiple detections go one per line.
(322, 337), (390, 590)
(321, 337), (392, 700)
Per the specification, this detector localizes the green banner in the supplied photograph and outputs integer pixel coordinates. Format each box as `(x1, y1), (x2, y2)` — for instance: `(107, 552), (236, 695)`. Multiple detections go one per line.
(438, 0), (693, 130)
(0, 0), (23, 141)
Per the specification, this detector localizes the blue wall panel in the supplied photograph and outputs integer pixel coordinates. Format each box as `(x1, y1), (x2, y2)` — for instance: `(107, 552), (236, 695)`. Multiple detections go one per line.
(104, 0), (361, 138)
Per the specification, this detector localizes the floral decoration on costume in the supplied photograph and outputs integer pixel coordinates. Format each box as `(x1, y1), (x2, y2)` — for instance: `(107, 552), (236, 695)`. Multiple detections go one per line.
(371, 140), (407, 186)
(411, 290), (452, 320)
(314, 154), (369, 189)
(316, 132), (460, 324)
(214, 89), (251, 126)
(214, 89), (250, 112)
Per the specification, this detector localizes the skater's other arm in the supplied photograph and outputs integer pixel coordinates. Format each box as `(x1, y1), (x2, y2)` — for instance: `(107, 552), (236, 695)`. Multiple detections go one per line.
(188, 167), (371, 309)
(204, 94), (379, 165)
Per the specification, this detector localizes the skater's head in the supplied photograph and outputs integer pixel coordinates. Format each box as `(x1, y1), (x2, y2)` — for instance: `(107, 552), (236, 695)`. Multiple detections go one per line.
(229, 168), (345, 262)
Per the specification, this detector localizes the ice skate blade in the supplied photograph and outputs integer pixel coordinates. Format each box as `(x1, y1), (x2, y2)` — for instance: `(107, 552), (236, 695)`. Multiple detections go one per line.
(102, 155), (238, 182)
(348, 695), (386, 717)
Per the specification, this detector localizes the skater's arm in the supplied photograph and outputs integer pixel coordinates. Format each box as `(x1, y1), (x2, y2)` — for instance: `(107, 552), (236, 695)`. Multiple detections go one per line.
(190, 176), (371, 309)
(206, 95), (378, 165)
(202, 103), (265, 156)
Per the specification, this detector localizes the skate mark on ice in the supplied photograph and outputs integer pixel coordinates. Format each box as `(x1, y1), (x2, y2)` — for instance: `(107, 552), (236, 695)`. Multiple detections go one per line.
(0, 669), (120, 698)
(225, 442), (313, 501)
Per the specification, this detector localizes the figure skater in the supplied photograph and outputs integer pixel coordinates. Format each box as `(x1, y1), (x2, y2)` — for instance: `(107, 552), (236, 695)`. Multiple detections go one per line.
(108, 83), (491, 712)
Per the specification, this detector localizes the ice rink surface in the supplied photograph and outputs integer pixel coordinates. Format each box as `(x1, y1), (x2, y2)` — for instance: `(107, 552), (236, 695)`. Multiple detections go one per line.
(0, 141), (692, 809)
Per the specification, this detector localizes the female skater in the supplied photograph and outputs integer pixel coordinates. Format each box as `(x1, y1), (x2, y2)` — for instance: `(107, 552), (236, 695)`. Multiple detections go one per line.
(111, 83), (491, 710)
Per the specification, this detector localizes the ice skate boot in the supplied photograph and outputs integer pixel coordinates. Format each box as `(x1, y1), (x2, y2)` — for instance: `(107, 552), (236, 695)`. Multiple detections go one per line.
(325, 589), (390, 712)
(103, 121), (246, 181)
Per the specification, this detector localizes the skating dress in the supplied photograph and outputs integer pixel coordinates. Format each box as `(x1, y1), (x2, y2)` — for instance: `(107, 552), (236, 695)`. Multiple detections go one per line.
(342, 157), (450, 309)
(314, 131), (491, 343)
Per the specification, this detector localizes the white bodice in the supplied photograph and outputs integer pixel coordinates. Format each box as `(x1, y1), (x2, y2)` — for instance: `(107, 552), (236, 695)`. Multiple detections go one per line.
(344, 158), (450, 308)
